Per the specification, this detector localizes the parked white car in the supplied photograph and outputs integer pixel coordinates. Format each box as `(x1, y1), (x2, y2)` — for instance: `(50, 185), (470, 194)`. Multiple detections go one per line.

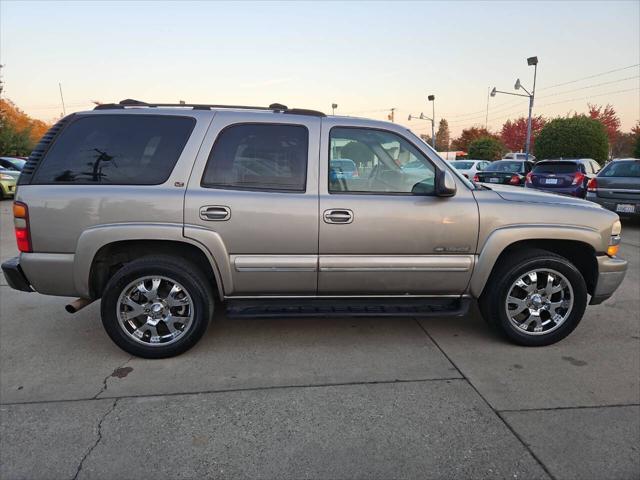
(449, 159), (491, 179)
(503, 152), (536, 162)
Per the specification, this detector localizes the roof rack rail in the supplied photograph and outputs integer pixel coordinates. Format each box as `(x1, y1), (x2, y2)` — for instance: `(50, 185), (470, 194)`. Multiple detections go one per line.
(94, 99), (326, 117)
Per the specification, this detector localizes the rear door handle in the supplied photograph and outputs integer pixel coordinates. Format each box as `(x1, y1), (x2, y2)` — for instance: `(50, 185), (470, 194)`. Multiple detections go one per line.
(323, 209), (353, 224)
(199, 205), (231, 221)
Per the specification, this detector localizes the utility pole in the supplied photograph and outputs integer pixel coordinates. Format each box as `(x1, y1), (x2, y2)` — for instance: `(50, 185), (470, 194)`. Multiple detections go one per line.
(388, 107), (396, 122)
(428, 95), (436, 149)
(58, 82), (66, 116)
(485, 87), (490, 129)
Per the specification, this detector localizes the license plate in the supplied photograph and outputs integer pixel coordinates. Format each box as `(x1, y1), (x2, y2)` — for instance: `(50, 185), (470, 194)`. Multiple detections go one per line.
(545, 178), (558, 185)
(489, 177), (500, 183)
(616, 204), (636, 213)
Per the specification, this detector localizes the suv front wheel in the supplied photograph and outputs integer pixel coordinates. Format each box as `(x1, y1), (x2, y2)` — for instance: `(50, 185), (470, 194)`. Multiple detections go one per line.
(480, 249), (588, 346)
(101, 255), (214, 358)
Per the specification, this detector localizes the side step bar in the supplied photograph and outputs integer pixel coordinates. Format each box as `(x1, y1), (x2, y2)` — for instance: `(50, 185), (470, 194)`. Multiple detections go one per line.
(226, 297), (471, 319)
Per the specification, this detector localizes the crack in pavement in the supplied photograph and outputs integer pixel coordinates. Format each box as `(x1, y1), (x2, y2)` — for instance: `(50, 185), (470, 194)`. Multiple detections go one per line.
(71, 398), (118, 480)
(92, 356), (133, 399)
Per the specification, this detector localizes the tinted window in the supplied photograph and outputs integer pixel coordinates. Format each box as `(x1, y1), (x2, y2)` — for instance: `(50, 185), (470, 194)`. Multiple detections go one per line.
(600, 160), (640, 178)
(484, 161), (524, 173)
(329, 127), (435, 194)
(33, 115), (195, 184)
(202, 124), (308, 191)
(0, 157), (25, 171)
(533, 162), (579, 174)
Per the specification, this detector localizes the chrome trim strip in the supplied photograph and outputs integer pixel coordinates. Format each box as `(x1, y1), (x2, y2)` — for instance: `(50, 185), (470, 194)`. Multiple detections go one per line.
(319, 255), (473, 272)
(233, 255), (317, 272)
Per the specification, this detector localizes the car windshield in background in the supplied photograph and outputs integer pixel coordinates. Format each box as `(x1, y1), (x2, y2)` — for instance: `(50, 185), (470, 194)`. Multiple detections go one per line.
(451, 161), (474, 169)
(0, 157), (26, 171)
(483, 161), (522, 173)
(533, 162), (578, 174)
(600, 160), (640, 177)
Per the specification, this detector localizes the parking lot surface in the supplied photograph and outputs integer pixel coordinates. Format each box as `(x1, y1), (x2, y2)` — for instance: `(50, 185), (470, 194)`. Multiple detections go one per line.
(1, 198), (638, 479)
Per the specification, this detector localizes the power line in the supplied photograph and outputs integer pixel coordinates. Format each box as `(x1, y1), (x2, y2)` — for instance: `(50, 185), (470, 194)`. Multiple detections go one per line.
(538, 63), (639, 91)
(537, 75), (639, 99)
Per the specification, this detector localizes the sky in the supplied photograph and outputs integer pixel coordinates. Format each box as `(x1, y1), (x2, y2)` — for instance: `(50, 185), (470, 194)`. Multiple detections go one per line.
(1, 0), (639, 138)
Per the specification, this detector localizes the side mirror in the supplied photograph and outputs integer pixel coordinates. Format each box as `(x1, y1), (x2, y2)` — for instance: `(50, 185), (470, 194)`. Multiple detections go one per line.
(436, 169), (457, 197)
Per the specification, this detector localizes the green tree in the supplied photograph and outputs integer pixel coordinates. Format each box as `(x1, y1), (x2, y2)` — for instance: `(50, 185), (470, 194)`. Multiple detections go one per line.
(0, 121), (33, 156)
(634, 135), (640, 159)
(467, 136), (506, 160)
(535, 116), (609, 164)
(436, 119), (450, 151)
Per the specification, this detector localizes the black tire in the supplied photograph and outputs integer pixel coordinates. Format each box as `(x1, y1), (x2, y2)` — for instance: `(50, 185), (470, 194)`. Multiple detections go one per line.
(100, 255), (214, 358)
(479, 248), (588, 346)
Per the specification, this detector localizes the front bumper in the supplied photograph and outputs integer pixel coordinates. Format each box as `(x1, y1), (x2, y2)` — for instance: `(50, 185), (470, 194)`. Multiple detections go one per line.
(0, 179), (17, 197)
(589, 255), (627, 305)
(526, 184), (585, 197)
(1, 256), (33, 292)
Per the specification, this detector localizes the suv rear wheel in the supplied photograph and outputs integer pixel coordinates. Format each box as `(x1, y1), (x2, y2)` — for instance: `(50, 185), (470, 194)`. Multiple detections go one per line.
(100, 255), (214, 358)
(479, 249), (588, 346)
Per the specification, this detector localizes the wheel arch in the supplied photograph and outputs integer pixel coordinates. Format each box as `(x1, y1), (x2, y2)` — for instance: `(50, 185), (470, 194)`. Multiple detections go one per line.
(74, 224), (226, 300)
(471, 226), (601, 298)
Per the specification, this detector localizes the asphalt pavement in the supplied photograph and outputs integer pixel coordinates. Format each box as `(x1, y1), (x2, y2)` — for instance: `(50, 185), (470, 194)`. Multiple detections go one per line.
(1, 198), (638, 480)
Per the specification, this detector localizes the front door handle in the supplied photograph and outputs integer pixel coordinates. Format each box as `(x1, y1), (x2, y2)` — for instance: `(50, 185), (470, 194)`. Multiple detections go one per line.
(199, 205), (231, 221)
(323, 209), (353, 224)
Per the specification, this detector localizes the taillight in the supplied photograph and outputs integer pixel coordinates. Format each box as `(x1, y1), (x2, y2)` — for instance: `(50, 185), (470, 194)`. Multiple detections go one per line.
(587, 177), (598, 192)
(525, 172), (532, 184)
(473, 174), (480, 182)
(352, 169), (359, 177)
(572, 172), (586, 185)
(509, 174), (520, 185)
(13, 201), (32, 252)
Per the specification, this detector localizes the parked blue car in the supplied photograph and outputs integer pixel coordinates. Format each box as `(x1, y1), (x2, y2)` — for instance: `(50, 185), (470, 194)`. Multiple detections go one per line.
(525, 159), (601, 198)
(330, 159), (359, 180)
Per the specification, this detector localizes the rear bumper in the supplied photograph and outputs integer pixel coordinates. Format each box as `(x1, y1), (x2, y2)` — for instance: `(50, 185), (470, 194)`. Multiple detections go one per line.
(1, 257), (33, 292)
(526, 184), (585, 197)
(590, 255), (627, 305)
(585, 194), (640, 216)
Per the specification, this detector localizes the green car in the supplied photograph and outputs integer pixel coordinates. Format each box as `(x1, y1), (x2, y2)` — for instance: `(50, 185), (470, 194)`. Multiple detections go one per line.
(0, 167), (20, 199)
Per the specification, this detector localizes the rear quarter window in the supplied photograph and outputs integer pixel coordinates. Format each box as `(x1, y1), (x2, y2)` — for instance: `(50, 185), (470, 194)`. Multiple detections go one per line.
(533, 162), (578, 174)
(32, 115), (196, 185)
(600, 161), (640, 177)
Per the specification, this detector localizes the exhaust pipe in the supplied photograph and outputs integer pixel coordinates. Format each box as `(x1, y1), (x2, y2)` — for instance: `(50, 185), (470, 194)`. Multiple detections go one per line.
(65, 298), (94, 314)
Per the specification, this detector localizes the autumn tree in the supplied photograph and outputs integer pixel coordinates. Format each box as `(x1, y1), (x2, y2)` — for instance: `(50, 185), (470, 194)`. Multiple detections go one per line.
(587, 103), (621, 147)
(450, 127), (497, 152)
(0, 99), (51, 155)
(436, 119), (450, 151)
(500, 116), (545, 153)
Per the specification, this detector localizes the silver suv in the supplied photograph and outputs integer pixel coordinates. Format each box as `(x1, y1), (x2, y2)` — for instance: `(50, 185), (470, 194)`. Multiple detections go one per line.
(2, 100), (628, 358)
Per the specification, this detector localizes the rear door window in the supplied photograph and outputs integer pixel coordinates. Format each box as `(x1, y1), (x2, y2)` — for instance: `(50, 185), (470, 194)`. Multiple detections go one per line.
(33, 115), (195, 184)
(201, 123), (308, 192)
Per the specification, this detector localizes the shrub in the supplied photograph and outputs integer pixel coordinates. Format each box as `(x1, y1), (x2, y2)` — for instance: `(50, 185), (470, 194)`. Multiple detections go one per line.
(535, 116), (609, 164)
(467, 136), (506, 160)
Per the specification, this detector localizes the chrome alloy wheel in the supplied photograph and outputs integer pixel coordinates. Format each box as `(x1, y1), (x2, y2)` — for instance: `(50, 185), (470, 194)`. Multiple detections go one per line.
(117, 276), (194, 346)
(505, 269), (574, 335)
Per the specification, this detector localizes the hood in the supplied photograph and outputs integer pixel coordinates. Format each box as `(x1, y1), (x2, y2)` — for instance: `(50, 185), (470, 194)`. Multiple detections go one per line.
(485, 184), (602, 209)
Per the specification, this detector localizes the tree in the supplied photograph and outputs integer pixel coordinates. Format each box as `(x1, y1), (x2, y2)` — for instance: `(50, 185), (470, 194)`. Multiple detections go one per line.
(467, 136), (506, 160)
(588, 104), (621, 146)
(500, 116), (546, 153)
(535, 116), (609, 164)
(450, 127), (497, 152)
(612, 132), (637, 159)
(436, 119), (450, 151)
(0, 99), (51, 155)
(634, 136), (640, 159)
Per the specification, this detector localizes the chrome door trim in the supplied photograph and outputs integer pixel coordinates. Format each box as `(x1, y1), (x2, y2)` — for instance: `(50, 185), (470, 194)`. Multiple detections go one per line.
(233, 255), (317, 272)
(319, 255), (473, 272)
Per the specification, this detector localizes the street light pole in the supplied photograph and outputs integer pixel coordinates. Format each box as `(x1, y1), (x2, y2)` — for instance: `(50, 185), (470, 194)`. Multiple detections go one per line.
(428, 95), (435, 149)
(490, 56), (538, 161)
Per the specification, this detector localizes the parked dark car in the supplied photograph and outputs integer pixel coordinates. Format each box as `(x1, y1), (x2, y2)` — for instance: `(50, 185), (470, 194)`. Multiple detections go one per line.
(330, 158), (359, 181)
(586, 158), (640, 217)
(525, 159), (600, 198)
(473, 160), (533, 186)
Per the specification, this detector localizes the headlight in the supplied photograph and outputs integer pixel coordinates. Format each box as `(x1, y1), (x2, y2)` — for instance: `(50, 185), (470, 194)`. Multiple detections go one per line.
(607, 220), (622, 257)
(0, 174), (15, 180)
(612, 220), (622, 236)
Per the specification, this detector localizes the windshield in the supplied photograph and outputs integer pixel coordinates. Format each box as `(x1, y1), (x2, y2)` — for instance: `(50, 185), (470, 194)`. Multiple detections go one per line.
(600, 160), (640, 178)
(484, 161), (523, 173)
(330, 159), (357, 172)
(0, 157), (26, 171)
(533, 162), (578, 174)
(451, 161), (474, 169)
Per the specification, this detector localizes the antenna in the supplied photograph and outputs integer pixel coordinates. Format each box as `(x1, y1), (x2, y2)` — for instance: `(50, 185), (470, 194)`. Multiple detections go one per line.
(58, 83), (66, 116)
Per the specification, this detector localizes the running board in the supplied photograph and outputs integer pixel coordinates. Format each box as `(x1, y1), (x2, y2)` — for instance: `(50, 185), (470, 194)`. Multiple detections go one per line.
(225, 297), (471, 318)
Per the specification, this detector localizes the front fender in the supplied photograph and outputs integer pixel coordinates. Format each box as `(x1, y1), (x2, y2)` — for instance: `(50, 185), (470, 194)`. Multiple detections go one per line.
(469, 224), (603, 298)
